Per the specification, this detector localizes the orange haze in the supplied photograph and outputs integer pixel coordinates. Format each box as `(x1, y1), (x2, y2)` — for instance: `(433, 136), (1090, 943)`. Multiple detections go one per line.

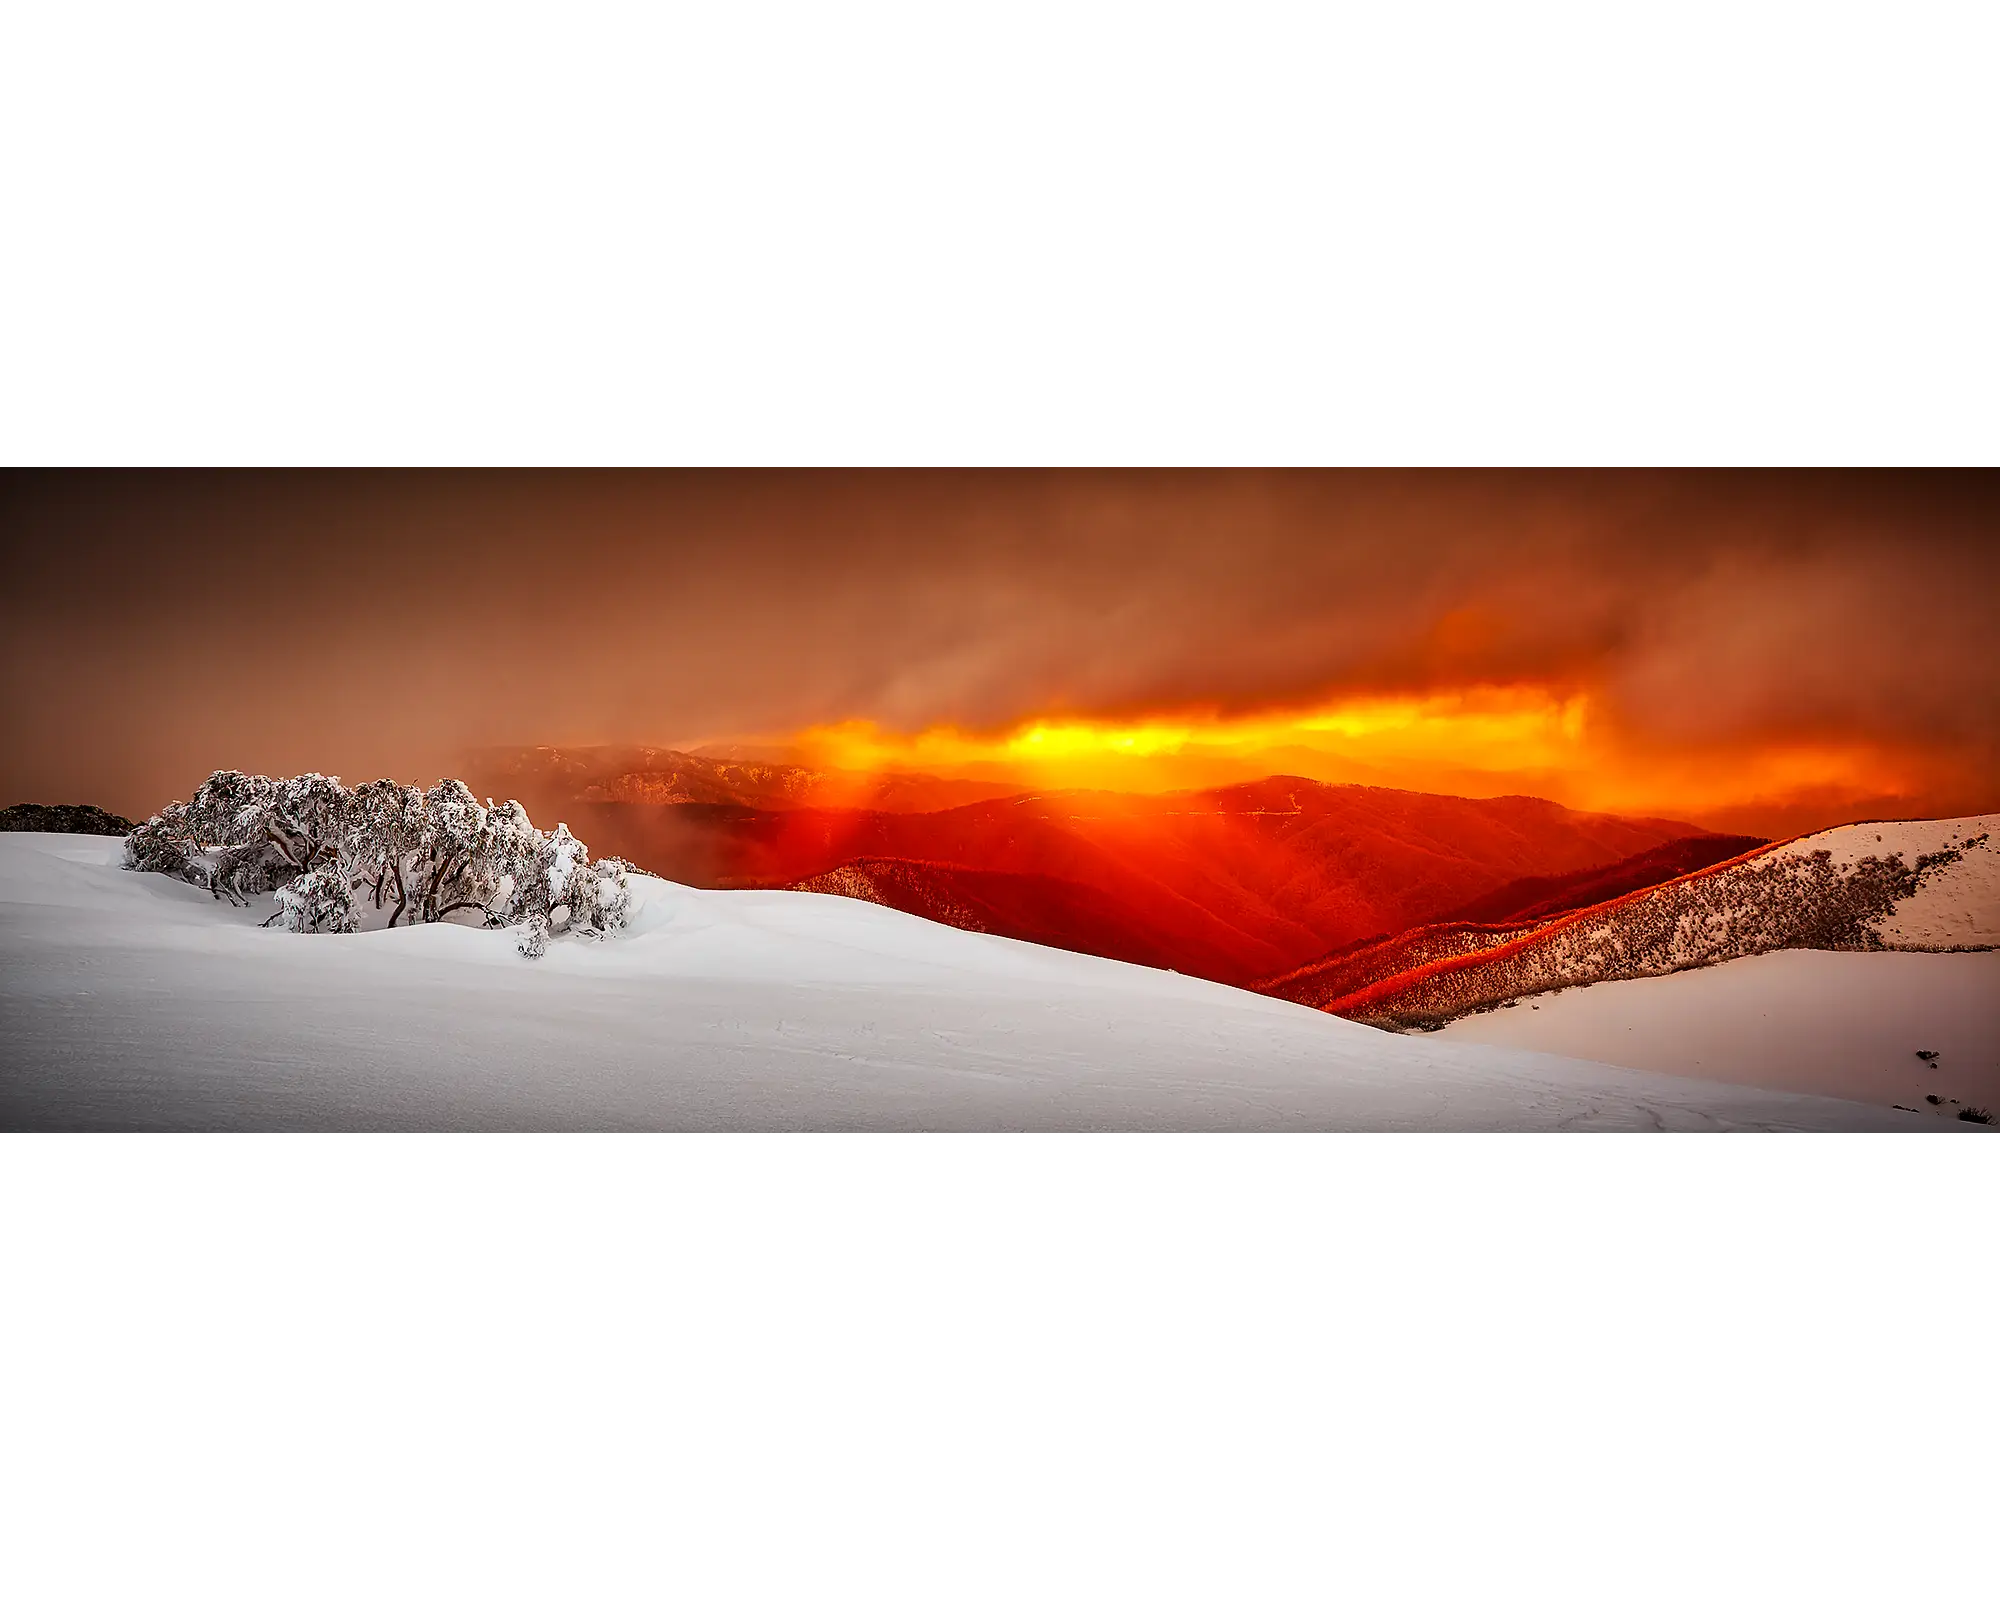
(779, 687), (1930, 825)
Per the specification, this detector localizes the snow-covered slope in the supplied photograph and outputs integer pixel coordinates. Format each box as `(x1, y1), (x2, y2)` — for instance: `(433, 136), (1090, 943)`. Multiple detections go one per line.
(1317, 816), (1997, 1027)
(1439, 949), (2000, 1119)
(1775, 816), (2000, 948)
(0, 832), (1953, 1131)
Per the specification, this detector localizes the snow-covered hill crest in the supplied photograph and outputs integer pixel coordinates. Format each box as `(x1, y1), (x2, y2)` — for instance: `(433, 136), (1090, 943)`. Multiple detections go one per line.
(1323, 816), (1997, 1027)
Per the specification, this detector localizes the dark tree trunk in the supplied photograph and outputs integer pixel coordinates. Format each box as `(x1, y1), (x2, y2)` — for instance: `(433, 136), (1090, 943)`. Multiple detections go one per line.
(387, 854), (410, 928)
(424, 847), (464, 923)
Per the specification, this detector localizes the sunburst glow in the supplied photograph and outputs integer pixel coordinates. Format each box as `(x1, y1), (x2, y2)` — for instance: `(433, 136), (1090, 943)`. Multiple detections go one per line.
(787, 688), (1595, 795)
(773, 686), (1920, 820)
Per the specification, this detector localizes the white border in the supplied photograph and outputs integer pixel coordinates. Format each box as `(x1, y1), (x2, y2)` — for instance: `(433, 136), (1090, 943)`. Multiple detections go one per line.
(3, 1135), (1994, 1597)
(3, 4), (1995, 464)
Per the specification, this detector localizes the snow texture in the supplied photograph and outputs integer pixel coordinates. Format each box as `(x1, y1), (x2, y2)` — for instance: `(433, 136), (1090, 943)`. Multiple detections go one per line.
(1440, 948), (2000, 1118)
(0, 832), (1960, 1131)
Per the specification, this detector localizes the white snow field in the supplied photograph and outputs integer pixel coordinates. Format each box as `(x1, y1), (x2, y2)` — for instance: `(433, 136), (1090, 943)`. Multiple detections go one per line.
(0, 832), (1954, 1131)
(1439, 948), (2000, 1120)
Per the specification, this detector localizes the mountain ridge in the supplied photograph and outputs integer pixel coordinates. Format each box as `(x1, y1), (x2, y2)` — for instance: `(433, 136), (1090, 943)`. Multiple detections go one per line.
(1267, 816), (1999, 1028)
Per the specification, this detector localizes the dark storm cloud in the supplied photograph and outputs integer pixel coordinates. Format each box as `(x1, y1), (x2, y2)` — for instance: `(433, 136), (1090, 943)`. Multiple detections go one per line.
(1, 469), (1994, 823)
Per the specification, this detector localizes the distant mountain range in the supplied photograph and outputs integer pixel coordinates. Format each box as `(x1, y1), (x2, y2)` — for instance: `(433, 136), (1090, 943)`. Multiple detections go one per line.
(468, 745), (1020, 813)
(468, 745), (1721, 988)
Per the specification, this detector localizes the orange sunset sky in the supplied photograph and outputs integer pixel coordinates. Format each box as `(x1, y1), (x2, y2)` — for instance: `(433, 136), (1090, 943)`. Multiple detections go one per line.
(2, 469), (1995, 835)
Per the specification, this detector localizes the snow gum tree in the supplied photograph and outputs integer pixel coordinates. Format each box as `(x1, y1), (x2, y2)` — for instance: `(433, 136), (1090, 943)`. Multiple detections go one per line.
(270, 773), (351, 870)
(480, 798), (541, 921)
(125, 770), (640, 956)
(275, 867), (358, 934)
(186, 770), (277, 850)
(588, 857), (635, 934)
(123, 801), (200, 881)
(144, 768), (360, 905)
(500, 823), (634, 938)
(537, 823), (592, 931)
(347, 779), (426, 924)
(416, 779), (492, 924)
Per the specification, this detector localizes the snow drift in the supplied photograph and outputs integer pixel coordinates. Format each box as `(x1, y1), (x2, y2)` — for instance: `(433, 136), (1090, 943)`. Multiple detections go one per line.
(0, 831), (1953, 1131)
(1438, 948), (2000, 1121)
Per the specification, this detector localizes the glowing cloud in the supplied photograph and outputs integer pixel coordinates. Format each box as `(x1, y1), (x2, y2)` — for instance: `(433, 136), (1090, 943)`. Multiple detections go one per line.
(780, 686), (1923, 825)
(787, 687), (1596, 795)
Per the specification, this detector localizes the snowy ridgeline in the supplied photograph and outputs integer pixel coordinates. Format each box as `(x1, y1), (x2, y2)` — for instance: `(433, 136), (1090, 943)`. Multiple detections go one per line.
(125, 770), (635, 958)
(0, 830), (1971, 1131)
(1335, 815), (1998, 1027)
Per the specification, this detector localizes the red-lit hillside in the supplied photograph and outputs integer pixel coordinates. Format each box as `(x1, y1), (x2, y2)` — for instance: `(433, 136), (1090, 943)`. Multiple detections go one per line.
(1431, 834), (1768, 925)
(487, 751), (1715, 987)
(1250, 836), (1772, 1013)
(783, 858), (1215, 975)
